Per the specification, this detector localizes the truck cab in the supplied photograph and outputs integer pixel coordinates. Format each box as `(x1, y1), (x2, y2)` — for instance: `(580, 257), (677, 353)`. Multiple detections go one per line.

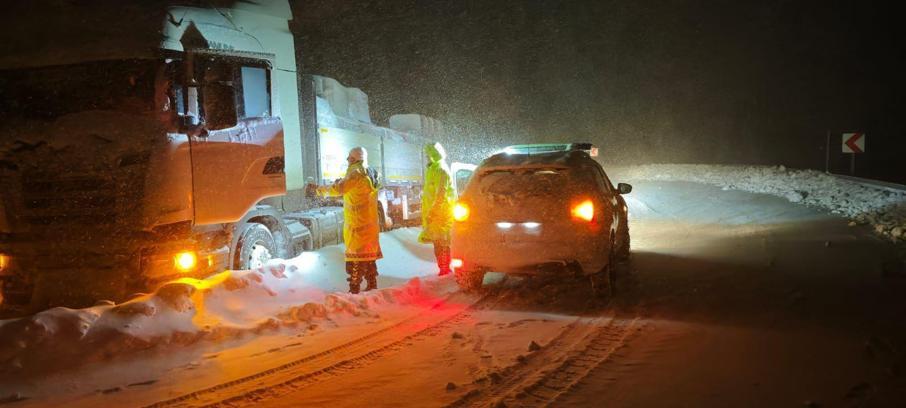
(0, 0), (462, 314)
(0, 1), (304, 312)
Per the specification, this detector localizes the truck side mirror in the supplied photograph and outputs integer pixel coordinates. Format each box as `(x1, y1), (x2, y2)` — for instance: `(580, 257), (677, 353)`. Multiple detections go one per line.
(617, 183), (632, 195)
(178, 85), (205, 135)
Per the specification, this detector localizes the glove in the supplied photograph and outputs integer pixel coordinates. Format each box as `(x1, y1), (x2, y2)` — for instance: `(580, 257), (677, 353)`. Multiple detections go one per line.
(305, 183), (318, 198)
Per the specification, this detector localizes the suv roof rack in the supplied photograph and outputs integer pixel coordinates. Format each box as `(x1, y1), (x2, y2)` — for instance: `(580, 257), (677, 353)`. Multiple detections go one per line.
(501, 143), (597, 156)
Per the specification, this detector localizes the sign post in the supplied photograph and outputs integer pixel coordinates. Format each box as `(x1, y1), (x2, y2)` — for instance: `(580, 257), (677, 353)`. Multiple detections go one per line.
(841, 132), (865, 175)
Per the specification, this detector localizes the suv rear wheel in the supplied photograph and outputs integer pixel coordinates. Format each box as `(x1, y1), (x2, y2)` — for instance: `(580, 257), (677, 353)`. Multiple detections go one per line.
(616, 222), (630, 261)
(590, 237), (617, 297)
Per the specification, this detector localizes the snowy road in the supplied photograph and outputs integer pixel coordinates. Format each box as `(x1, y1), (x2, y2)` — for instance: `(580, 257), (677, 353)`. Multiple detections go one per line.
(3, 179), (906, 407)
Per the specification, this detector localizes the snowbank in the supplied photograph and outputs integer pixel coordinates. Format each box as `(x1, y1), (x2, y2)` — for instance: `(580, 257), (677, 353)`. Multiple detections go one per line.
(0, 229), (452, 376)
(616, 164), (906, 242)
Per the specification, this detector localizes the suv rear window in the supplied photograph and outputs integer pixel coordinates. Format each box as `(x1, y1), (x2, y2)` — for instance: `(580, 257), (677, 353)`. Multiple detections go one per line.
(476, 168), (594, 197)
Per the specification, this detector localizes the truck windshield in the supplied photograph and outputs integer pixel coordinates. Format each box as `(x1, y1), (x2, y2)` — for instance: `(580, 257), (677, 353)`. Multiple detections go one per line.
(0, 59), (157, 120)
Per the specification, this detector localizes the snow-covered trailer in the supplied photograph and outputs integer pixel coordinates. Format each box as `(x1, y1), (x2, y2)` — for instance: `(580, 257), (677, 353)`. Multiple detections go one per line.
(303, 75), (435, 229)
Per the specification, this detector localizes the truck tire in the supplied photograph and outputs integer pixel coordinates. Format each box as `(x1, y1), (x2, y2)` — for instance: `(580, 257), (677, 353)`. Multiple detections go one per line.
(455, 268), (485, 292)
(235, 223), (277, 270)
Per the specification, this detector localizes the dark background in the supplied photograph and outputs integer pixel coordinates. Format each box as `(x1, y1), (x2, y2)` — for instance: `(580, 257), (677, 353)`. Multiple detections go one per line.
(291, 0), (905, 182)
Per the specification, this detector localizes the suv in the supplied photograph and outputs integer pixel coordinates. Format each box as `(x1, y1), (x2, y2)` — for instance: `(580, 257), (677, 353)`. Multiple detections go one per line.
(450, 143), (631, 295)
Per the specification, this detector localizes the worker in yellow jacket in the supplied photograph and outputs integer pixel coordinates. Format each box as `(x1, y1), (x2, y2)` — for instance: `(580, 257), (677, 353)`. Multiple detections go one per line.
(308, 146), (383, 294)
(418, 142), (455, 275)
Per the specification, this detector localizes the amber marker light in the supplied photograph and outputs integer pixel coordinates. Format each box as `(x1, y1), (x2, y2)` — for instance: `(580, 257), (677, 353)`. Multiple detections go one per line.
(174, 251), (198, 272)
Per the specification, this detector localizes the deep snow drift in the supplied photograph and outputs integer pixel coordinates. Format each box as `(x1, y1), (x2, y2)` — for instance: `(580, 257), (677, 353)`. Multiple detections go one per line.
(615, 164), (906, 243)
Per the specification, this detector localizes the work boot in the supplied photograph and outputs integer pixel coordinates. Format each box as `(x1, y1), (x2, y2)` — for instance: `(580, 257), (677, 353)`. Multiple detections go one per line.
(434, 243), (452, 276)
(346, 261), (364, 294)
(364, 262), (378, 291)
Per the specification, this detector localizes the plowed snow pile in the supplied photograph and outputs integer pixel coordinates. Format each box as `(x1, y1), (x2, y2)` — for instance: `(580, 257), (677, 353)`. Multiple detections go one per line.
(0, 260), (451, 376)
(618, 164), (906, 242)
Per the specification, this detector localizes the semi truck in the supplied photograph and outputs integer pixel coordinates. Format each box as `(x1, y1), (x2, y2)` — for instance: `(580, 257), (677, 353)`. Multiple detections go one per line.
(0, 0), (448, 312)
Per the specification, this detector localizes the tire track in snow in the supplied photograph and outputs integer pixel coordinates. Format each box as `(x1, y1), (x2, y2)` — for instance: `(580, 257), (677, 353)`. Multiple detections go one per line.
(142, 292), (495, 408)
(446, 314), (642, 408)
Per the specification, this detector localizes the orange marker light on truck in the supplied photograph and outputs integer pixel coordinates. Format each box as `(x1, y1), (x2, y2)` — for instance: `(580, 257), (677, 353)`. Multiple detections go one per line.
(174, 251), (198, 272)
(453, 202), (470, 222)
(0, 254), (8, 271)
(571, 200), (595, 222)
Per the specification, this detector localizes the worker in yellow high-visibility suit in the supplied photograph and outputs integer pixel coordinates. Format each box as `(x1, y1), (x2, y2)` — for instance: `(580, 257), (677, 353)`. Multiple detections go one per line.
(308, 146), (383, 294)
(418, 142), (455, 275)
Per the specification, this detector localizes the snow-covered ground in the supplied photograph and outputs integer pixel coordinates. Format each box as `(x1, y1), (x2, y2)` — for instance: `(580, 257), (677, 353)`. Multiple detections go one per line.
(3, 168), (906, 407)
(613, 164), (906, 243)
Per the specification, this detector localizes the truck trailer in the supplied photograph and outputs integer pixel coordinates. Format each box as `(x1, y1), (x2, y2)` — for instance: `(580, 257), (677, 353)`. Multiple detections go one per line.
(0, 0), (442, 312)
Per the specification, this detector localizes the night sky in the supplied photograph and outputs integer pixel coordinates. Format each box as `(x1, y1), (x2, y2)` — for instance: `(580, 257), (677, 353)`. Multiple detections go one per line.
(292, 0), (905, 182)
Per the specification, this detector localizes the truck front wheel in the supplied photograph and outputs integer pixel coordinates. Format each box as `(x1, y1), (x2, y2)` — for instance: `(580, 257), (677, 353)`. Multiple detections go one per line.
(235, 223), (277, 270)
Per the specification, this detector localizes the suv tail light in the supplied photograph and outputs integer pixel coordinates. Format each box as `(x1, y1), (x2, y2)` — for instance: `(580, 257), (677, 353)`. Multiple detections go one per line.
(571, 200), (594, 222)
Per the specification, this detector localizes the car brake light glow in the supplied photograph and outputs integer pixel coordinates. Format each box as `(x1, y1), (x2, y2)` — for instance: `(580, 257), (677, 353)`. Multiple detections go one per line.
(450, 258), (464, 269)
(174, 251), (198, 272)
(571, 200), (595, 222)
(453, 202), (470, 222)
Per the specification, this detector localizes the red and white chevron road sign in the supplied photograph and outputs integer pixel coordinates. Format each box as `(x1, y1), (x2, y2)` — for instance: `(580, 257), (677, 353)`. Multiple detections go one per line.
(842, 132), (865, 153)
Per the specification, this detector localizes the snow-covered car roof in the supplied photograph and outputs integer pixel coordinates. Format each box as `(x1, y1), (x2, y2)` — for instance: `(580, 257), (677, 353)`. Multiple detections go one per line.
(477, 149), (594, 174)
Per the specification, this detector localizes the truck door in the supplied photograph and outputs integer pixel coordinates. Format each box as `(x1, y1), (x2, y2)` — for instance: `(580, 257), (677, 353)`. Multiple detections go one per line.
(451, 162), (477, 198)
(189, 54), (285, 225)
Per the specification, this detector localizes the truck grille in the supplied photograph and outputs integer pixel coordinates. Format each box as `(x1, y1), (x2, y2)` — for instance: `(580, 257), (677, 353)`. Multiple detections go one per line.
(22, 174), (119, 225)
(16, 159), (146, 232)
(22, 173), (119, 226)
